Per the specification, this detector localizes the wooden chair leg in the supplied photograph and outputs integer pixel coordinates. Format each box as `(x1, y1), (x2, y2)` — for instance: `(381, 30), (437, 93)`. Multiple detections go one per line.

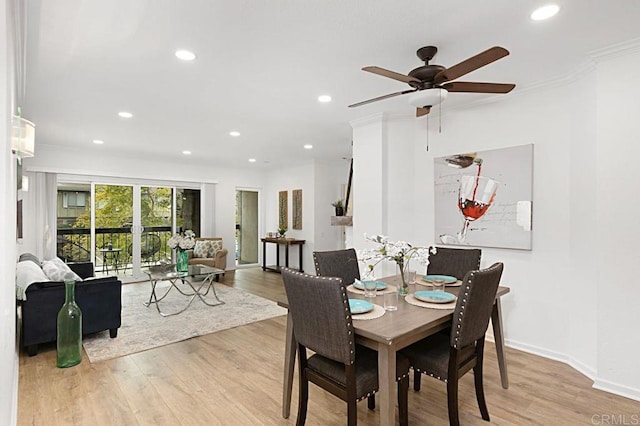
(296, 373), (308, 426)
(367, 395), (375, 410)
(474, 340), (490, 421)
(474, 363), (490, 421)
(347, 399), (357, 426)
(413, 370), (421, 391)
(447, 378), (460, 426)
(398, 376), (409, 426)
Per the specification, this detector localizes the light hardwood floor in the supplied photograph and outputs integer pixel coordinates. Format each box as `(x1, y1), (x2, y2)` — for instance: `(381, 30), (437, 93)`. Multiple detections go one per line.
(18, 268), (639, 425)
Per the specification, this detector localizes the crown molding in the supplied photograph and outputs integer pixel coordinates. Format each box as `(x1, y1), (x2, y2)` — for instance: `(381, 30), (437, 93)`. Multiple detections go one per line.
(589, 37), (640, 62)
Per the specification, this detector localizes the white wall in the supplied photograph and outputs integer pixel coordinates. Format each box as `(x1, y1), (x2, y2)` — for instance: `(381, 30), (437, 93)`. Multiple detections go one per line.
(264, 160), (348, 273)
(1, 0), (19, 422)
(351, 48), (640, 401)
(593, 49), (640, 398)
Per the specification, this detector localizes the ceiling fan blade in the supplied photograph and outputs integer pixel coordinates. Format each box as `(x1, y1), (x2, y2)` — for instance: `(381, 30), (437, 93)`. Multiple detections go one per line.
(416, 107), (431, 117)
(442, 81), (515, 94)
(362, 66), (421, 84)
(348, 89), (417, 108)
(434, 46), (510, 84)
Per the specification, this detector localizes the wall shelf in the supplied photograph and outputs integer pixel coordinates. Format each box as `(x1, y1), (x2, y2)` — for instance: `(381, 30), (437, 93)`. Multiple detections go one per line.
(331, 216), (352, 226)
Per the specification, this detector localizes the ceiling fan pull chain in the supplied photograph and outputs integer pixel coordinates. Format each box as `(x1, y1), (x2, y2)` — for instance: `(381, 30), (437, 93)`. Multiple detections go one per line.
(426, 115), (429, 152)
(439, 91), (443, 133)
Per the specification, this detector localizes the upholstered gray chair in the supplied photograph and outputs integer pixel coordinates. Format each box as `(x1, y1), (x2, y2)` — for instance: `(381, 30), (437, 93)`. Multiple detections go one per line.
(401, 262), (504, 426)
(313, 248), (361, 287)
(281, 268), (410, 426)
(427, 247), (482, 280)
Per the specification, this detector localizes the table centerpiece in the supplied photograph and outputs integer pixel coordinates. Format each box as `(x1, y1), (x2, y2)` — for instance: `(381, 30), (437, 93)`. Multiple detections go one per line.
(167, 230), (196, 272)
(358, 234), (435, 296)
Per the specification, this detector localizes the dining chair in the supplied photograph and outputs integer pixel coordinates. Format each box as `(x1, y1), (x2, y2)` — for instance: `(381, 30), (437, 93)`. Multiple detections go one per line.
(281, 268), (410, 426)
(313, 248), (361, 287)
(427, 247), (482, 280)
(401, 262), (504, 426)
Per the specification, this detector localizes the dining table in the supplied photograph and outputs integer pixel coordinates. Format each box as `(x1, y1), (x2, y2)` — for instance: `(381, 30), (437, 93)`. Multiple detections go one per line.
(277, 274), (510, 426)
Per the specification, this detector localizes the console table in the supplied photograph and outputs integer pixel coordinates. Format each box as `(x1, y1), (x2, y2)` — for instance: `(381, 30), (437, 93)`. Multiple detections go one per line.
(261, 237), (305, 273)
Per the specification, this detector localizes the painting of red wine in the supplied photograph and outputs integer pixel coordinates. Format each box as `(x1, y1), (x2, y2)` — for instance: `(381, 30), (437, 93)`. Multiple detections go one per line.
(459, 199), (491, 221)
(453, 176), (498, 243)
(434, 144), (533, 250)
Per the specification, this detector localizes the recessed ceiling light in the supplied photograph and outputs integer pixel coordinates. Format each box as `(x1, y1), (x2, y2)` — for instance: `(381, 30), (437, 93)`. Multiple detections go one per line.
(229, 131), (240, 137)
(318, 95), (332, 103)
(530, 4), (560, 21)
(175, 50), (196, 61)
(118, 111), (133, 118)
(182, 150), (192, 155)
(248, 158), (256, 163)
(92, 139), (104, 145)
(304, 144), (313, 149)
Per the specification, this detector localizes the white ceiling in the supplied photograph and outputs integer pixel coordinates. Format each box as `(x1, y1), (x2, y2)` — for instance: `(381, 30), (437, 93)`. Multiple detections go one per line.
(22, 0), (640, 169)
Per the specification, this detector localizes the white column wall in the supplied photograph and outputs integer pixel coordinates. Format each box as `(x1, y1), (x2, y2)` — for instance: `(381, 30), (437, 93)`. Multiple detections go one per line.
(593, 50), (640, 398)
(567, 69), (598, 376)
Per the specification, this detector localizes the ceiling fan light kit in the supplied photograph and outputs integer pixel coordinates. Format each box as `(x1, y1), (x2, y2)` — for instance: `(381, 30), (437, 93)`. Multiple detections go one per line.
(407, 88), (447, 108)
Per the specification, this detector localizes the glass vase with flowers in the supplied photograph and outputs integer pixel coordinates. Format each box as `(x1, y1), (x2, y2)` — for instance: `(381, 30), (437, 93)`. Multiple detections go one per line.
(358, 234), (436, 296)
(167, 230), (196, 272)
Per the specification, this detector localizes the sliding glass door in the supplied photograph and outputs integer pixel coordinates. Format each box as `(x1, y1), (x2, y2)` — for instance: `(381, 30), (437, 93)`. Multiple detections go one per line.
(93, 184), (134, 277)
(57, 180), (201, 282)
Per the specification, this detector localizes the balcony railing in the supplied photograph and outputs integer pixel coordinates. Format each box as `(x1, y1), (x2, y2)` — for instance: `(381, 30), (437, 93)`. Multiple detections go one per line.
(57, 226), (174, 272)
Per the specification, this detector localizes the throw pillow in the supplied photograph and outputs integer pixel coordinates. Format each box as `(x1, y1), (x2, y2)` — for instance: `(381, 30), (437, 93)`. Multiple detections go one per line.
(16, 261), (49, 301)
(193, 240), (222, 258)
(42, 258), (82, 282)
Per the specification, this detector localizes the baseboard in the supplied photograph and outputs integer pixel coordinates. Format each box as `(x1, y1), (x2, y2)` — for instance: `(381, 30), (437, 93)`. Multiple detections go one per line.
(500, 337), (596, 380)
(593, 378), (640, 402)
(488, 336), (640, 402)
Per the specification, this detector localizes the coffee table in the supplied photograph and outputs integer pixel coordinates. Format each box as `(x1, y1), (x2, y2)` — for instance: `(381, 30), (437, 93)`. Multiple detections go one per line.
(143, 264), (225, 316)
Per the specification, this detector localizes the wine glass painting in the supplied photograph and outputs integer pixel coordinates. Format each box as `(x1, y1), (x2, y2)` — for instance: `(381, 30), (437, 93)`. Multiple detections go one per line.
(448, 176), (499, 244)
(434, 144), (533, 250)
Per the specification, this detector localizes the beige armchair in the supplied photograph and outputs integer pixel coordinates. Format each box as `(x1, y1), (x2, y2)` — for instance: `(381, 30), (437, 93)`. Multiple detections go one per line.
(187, 237), (228, 270)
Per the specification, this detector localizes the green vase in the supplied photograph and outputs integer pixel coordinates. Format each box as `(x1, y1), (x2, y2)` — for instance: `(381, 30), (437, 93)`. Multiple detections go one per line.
(57, 280), (82, 368)
(176, 250), (189, 272)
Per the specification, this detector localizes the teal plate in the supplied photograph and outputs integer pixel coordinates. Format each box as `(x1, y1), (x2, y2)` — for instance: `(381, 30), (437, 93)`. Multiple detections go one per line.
(353, 280), (387, 291)
(414, 291), (456, 304)
(422, 274), (458, 284)
(348, 299), (375, 314)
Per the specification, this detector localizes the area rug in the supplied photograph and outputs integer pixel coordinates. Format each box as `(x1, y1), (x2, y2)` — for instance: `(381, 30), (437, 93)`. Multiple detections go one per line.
(82, 279), (287, 363)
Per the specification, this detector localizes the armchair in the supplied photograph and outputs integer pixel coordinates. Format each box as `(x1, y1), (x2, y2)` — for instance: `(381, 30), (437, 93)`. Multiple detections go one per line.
(188, 237), (228, 271)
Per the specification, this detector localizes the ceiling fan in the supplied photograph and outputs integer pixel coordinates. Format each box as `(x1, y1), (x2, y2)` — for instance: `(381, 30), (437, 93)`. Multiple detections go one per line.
(349, 46), (516, 117)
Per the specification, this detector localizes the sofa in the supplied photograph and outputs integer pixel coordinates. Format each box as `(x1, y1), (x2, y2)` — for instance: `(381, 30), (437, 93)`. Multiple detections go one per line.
(16, 253), (122, 356)
(188, 237), (228, 271)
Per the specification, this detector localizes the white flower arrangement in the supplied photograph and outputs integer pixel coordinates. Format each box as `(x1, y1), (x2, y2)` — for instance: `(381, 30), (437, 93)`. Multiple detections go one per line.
(358, 234), (436, 291)
(167, 229), (196, 251)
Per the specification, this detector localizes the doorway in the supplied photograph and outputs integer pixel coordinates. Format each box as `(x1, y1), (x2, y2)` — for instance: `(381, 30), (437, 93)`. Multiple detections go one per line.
(235, 190), (259, 266)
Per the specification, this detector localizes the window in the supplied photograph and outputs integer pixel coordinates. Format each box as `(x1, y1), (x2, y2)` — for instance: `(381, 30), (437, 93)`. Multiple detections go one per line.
(62, 191), (87, 208)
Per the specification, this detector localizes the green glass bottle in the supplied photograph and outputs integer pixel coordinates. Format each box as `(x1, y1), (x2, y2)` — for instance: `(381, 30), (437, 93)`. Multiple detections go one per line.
(56, 280), (82, 368)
